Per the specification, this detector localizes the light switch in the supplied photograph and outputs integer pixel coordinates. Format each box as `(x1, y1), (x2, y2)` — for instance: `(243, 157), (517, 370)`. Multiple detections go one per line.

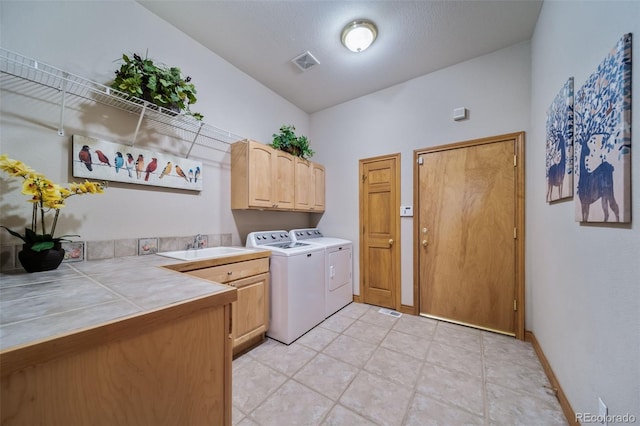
(453, 107), (468, 121)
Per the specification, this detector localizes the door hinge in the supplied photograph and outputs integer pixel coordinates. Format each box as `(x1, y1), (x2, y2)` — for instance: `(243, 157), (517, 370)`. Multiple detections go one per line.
(514, 155), (517, 167)
(513, 228), (517, 239)
(417, 157), (424, 165)
(513, 299), (517, 311)
(362, 174), (367, 182)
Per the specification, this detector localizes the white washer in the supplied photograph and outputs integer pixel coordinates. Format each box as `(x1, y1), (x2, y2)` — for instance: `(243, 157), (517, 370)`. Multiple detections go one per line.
(289, 228), (353, 317)
(246, 230), (325, 344)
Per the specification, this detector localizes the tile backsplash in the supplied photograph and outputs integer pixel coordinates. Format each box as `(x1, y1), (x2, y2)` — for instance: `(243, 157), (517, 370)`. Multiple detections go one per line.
(0, 233), (232, 272)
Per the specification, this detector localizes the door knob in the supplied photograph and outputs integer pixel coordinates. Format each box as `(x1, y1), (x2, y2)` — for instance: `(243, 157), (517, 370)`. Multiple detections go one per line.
(422, 239), (428, 247)
(388, 239), (394, 246)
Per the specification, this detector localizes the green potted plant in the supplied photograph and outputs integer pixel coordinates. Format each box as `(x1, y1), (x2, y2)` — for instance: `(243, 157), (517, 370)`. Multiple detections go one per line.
(111, 53), (203, 120)
(270, 125), (315, 159)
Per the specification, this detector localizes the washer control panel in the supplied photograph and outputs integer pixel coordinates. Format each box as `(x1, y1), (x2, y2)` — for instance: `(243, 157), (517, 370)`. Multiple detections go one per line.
(246, 230), (291, 247)
(290, 228), (324, 240)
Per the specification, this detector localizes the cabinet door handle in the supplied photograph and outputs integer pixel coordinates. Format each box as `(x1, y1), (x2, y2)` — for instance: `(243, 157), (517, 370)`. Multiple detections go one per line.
(227, 271), (233, 275)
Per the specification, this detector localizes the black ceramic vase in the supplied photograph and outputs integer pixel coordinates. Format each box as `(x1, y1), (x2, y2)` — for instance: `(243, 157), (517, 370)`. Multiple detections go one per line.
(18, 243), (65, 273)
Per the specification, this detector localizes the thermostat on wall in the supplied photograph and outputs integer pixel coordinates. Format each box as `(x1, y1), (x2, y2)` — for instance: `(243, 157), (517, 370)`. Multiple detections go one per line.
(400, 206), (413, 217)
(453, 107), (468, 121)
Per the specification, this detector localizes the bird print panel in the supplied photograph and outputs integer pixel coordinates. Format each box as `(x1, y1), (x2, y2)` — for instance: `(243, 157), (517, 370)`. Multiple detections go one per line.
(72, 135), (203, 191)
(574, 33), (631, 223)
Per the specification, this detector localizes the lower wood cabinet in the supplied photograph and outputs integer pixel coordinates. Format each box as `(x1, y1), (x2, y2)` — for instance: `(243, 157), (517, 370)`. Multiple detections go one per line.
(0, 292), (235, 426)
(184, 256), (270, 355)
(229, 273), (269, 351)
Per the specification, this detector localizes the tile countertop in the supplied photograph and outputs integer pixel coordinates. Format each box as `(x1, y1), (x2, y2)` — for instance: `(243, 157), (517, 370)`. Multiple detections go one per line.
(0, 254), (235, 351)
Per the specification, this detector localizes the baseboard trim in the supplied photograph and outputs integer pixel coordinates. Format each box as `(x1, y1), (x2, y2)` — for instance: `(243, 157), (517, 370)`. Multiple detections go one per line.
(399, 304), (416, 315)
(352, 295), (362, 303)
(525, 330), (578, 426)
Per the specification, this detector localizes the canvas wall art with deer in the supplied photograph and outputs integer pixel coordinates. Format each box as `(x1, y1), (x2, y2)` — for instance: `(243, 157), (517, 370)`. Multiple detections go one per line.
(573, 33), (631, 223)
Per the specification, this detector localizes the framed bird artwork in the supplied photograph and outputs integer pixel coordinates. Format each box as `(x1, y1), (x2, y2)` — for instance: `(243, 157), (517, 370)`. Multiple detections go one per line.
(72, 135), (203, 191)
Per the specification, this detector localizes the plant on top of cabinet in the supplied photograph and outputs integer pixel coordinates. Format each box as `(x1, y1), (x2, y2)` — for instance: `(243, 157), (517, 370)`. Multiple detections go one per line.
(270, 125), (315, 159)
(111, 53), (203, 120)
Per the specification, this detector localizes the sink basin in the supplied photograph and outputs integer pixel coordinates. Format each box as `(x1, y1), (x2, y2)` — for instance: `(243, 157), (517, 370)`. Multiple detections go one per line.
(157, 247), (254, 261)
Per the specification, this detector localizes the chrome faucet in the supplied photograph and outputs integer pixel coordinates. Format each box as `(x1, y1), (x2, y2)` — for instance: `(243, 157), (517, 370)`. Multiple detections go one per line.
(193, 234), (203, 249)
(188, 234), (204, 250)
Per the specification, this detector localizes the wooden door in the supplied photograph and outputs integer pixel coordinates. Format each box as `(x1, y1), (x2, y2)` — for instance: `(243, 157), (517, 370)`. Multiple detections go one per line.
(417, 133), (524, 337)
(359, 154), (400, 309)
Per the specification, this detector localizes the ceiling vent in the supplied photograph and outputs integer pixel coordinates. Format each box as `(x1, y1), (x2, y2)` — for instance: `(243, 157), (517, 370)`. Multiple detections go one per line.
(291, 51), (320, 72)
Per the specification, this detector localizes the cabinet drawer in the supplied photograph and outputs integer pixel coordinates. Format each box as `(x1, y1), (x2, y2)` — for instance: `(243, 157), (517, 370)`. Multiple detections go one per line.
(187, 258), (269, 284)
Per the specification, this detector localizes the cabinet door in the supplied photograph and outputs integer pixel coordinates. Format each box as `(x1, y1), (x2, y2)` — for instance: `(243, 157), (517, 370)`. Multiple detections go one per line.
(274, 151), (295, 209)
(311, 163), (325, 211)
(247, 142), (274, 208)
(230, 273), (269, 348)
(294, 158), (312, 210)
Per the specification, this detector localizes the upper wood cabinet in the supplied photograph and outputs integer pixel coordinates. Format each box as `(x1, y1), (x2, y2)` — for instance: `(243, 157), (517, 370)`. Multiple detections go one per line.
(294, 158), (325, 211)
(231, 140), (294, 210)
(274, 150), (296, 209)
(312, 162), (326, 211)
(294, 158), (312, 210)
(232, 139), (325, 212)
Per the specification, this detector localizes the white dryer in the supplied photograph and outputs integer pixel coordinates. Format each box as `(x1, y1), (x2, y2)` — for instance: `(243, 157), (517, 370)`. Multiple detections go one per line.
(289, 228), (353, 317)
(246, 230), (325, 344)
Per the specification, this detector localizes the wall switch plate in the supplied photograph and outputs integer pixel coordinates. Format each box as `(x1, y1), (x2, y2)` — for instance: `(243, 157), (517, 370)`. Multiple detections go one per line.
(400, 206), (413, 217)
(453, 107), (468, 121)
(598, 397), (608, 425)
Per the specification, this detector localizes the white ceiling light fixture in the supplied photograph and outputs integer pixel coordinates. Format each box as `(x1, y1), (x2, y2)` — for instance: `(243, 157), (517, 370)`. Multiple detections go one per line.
(341, 19), (378, 53)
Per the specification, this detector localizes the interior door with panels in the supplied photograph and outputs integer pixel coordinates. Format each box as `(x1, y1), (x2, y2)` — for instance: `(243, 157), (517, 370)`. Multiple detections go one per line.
(359, 154), (401, 310)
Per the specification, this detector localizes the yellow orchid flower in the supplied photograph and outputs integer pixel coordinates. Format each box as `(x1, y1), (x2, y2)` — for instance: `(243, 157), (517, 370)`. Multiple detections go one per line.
(1, 154), (107, 253)
(0, 155), (34, 177)
(21, 178), (42, 198)
(58, 187), (72, 198)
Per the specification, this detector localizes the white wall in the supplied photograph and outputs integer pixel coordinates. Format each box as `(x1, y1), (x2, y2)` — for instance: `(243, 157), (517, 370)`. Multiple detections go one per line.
(529, 1), (639, 419)
(0, 1), (311, 247)
(310, 42), (531, 303)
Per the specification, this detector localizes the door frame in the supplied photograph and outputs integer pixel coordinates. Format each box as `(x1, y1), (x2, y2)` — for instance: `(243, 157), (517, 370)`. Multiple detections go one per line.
(357, 153), (401, 310)
(413, 132), (525, 339)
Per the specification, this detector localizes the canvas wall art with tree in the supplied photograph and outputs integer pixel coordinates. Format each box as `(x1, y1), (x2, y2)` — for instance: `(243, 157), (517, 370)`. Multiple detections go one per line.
(546, 77), (574, 202)
(574, 33), (632, 223)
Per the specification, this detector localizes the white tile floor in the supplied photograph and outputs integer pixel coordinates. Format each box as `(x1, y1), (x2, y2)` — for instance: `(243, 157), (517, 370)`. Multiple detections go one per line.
(232, 303), (568, 426)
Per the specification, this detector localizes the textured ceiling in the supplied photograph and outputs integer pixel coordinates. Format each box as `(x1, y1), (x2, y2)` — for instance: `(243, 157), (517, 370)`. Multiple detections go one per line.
(138, 1), (542, 113)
